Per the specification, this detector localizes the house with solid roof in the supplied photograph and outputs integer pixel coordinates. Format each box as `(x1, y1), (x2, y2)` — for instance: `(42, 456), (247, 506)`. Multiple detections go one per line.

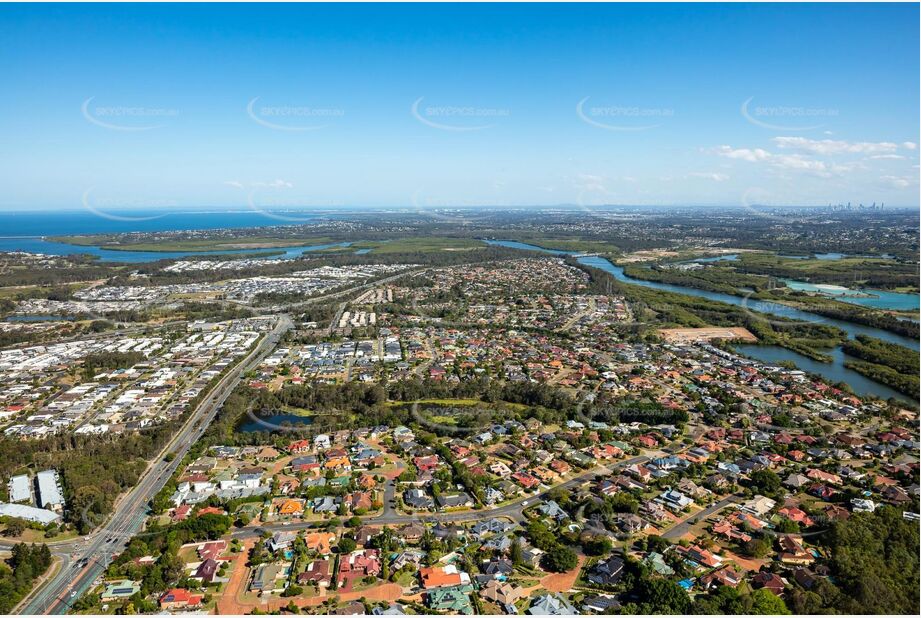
(101, 580), (141, 601)
(527, 593), (578, 615)
(193, 558), (220, 583)
(587, 554), (624, 587)
(419, 564), (468, 589)
(479, 580), (525, 606)
(250, 563), (285, 593)
(677, 544), (722, 568)
(700, 566), (742, 589)
(159, 588), (203, 610)
(426, 584), (475, 614)
(298, 559), (333, 588)
(304, 532), (336, 555)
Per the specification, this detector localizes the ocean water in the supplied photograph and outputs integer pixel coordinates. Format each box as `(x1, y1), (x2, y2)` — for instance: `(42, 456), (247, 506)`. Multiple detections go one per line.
(0, 209), (316, 236)
(0, 209), (330, 262)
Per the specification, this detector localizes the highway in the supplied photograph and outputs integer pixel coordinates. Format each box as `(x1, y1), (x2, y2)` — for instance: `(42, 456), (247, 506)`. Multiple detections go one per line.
(17, 315), (293, 615)
(10, 289), (665, 615)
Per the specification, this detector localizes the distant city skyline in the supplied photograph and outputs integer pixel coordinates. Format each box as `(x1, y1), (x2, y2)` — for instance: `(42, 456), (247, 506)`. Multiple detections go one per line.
(0, 2), (918, 210)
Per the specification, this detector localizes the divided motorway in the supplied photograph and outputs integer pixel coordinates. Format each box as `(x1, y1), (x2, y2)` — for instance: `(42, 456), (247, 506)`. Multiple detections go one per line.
(17, 315), (292, 615)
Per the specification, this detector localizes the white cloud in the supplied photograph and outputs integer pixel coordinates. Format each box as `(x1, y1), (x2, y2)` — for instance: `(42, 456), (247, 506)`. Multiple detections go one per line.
(688, 172), (729, 182)
(770, 154), (828, 172)
(868, 154), (905, 160)
(224, 180), (245, 189)
(712, 145), (771, 162)
(903, 142), (918, 150)
(712, 145), (832, 176)
(772, 136), (899, 155)
(881, 175), (916, 189)
(253, 179), (294, 189)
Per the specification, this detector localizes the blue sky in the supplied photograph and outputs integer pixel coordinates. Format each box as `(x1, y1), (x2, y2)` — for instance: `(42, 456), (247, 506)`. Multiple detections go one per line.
(0, 2), (918, 211)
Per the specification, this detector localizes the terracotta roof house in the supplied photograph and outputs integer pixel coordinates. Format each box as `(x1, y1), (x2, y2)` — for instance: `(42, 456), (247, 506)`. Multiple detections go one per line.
(196, 506), (225, 517)
(751, 571), (786, 595)
(413, 455), (441, 473)
(712, 520), (752, 543)
(339, 549), (381, 578)
(288, 439), (312, 454)
(275, 498), (305, 517)
(677, 544), (722, 568)
(198, 540), (228, 561)
(420, 564), (466, 589)
(778, 506), (815, 527)
(346, 491), (374, 512)
(159, 588), (203, 610)
(304, 532), (336, 555)
(778, 534), (814, 565)
(171, 504), (191, 522)
(700, 566), (742, 589)
(298, 559), (333, 588)
(806, 468), (842, 485)
(511, 471), (540, 489)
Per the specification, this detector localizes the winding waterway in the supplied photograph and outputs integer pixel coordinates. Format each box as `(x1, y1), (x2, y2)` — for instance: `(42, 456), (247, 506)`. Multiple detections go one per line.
(484, 239), (918, 404)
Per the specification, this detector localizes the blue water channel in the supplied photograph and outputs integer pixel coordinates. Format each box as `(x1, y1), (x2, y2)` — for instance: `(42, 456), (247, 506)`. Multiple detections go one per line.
(484, 239), (918, 404)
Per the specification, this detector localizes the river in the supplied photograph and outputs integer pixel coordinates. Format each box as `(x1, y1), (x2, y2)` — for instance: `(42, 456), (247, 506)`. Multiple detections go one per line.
(484, 239), (918, 404)
(670, 253), (917, 312)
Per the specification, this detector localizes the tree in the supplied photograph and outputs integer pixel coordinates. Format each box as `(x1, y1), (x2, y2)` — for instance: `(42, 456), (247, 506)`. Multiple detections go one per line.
(581, 537), (613, 556)
(776, 518), (800, 534)
(510, 537), (523, 566)
(822, 506), (920, 614)
(336, 537), (356, 554)
(750, 589), (790, 615)
(634, 577), (691, 614)
(748, 469), (781, 496)
(744, 536), (772, 558)
(541, 546), (578, 573)
(525, 520), (557, 551)
(646, 535), (669, 554)
(2, 518), (26, 537)
(249, 540), (268, 566)
(608, 492), (639, 514)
